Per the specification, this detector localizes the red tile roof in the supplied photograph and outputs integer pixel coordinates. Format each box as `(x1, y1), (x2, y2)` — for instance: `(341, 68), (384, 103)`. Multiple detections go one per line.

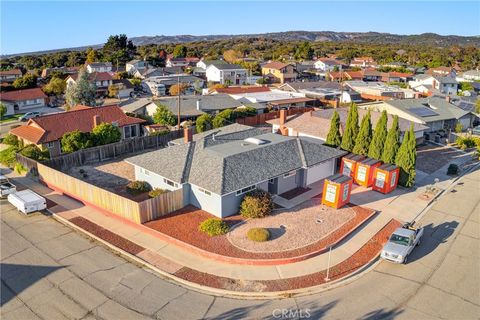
(0, 88), (47, 102)
(263, 62), (291, 70)
(0, 69), (22, 76)
(68, 72), (113, 82)
(10, 105), (146, 144)
(214, 86), (270, 94)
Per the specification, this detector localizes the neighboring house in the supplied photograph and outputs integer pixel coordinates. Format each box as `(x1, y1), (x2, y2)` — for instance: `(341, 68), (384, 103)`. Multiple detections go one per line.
(10, 105), (146, 157)
(126, 60), (149, 75)
(112, 79), (134, 98)
(267, 108), (428, 143)
(227, 89), (314, 109)
(381, 62), (407, 69)
(345, 81), (413, 100)
(350, 57), (377, 69)
(142, 74), (204, 95)
(149, 94), (260, 120)
(381, 72), (414, 83)
(135, 67), (184, 79)
(205, 63), (248, 85)
(125, 123), (346, 218)
(426, 66), (457, 77)
(362, 70), (383, 82)
(314, 58), (343, 72)
(41, 67), (79, 79)
(86, 62), (112, 73)
(0, 69), (23, 83)
(341, 91), (363, 104)
(119, 98), (157, 116)
(208, 86), (271, 95)
(457, 70), (480, 82)
(278, 81), (342, 93)
(0, 88), (47, 115)
(359, 97), (474, 132)
(196, 59), (227, 70)
(261, 62), (297, 84)
(409, 74), (458, 96)
(166, 57), (200, 68)
(66, 72), (114, 96)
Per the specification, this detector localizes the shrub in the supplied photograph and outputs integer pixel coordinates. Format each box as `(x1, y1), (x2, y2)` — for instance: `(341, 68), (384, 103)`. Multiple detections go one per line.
(447, 164), (459, 175)
(455, 123), (463, 133)
(0, 146), (18, 168)
(149, 188), (168, 198)
(198, 218), (229, 237)
(247, 228), (270, 242)
(20, 144), (42, 160)
(3, 134), (18, 147)
(14, 162), (26, 174)
(239, 189), (273, 219)
(126, 180), (152, 195)
(456, 136), (476, 150)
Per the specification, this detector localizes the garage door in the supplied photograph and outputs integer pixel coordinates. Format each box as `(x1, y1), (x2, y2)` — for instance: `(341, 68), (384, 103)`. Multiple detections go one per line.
(306, 161), (333, 185)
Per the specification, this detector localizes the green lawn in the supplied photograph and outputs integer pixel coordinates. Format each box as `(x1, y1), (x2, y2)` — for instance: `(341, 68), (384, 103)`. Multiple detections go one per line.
(0, 114), (24, 124)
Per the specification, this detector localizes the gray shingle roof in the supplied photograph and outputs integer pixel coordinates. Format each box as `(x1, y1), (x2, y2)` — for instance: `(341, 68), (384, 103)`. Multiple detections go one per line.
(155, 94), (246, 117)
(126, 124), (346, 195)
(385, 97), (469, 122)
(209, 63), (246, 70)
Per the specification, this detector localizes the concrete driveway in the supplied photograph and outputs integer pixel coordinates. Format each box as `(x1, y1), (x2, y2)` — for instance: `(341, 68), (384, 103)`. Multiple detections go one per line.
(1, 168), (479, 319)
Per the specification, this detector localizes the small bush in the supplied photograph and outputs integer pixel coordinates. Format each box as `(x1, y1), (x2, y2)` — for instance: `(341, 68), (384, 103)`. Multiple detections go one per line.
(247, 228), (270, 242)
(447, 164), (459, 175)
(126, 180), (152, 195)
(239, 189), (273, 219)
(456, 136), (476, 150)
(198, 218), (229, 237)
(149, 188), (168, 198)
(14, 162), (26, 174)
(455, 123), (463, 133)
(0, 146), (18, 168)
(3, 134), (18, 147)
(20, 144), (42, 160)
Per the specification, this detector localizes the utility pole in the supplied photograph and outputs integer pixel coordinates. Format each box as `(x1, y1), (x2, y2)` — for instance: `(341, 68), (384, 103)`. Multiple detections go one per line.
(177, 76), (181, 130)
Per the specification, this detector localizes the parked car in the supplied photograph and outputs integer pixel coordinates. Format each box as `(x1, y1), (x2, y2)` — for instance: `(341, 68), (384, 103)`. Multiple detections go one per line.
(7, 189), (47, 214)
(471, 125), (480, 136)
(0, 175), (16, 198)
(19, 112), (42, 121)
(381, 222), (423, 264)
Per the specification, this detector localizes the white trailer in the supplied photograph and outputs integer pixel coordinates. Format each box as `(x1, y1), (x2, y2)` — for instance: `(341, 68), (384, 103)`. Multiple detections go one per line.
(8, 189), (47, 214)
(0, 175), (16, 198)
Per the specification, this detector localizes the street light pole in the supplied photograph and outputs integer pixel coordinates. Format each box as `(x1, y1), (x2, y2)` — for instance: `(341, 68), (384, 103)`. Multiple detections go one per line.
(324, 246), (332, 281)
(177, 76), (181, 130)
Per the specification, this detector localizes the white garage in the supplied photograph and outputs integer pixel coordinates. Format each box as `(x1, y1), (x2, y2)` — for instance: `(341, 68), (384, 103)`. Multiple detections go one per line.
(305, 160), (335, 185)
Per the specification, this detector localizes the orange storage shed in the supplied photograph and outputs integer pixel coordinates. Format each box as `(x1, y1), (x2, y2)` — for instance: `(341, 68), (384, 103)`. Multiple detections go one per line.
(340, 154), (365, 178)
(372, 164), (400, 194)
(321, 174), (353, 209)
(354, 158), (382, 187)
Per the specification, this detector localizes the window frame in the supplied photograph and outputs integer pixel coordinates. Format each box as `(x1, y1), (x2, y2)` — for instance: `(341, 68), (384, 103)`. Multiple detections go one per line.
(236, 185), (255, 196)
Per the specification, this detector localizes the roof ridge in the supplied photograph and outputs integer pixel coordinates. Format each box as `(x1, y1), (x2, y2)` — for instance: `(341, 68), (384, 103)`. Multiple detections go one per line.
(296, 138), (307, 167)
(181, 141), (196, 183)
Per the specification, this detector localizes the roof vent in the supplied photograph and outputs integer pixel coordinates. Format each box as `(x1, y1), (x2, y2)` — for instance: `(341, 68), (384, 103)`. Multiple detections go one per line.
(244, 137), (269, 145)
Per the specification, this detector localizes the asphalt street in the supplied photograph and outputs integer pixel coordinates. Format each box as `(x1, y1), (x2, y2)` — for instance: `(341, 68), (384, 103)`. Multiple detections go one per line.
(1, 168), (479, 320)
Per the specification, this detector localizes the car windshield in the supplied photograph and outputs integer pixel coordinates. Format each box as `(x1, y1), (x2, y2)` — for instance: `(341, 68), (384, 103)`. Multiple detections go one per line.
(390, 234), (410, 246)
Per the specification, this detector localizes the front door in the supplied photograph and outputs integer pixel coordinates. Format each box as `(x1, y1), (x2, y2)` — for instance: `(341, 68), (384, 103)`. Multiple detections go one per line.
(268, 178), (278, 195)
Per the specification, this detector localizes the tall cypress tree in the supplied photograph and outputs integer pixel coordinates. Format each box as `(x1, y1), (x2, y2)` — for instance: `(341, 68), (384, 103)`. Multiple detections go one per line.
(395, 124), (417, 187)
(381, 115), (400, 164)
(352, 111), (372, 156)
(340, 103), (359, 152)
(368, 110), (388, 160)
(325, 110), (342, 147)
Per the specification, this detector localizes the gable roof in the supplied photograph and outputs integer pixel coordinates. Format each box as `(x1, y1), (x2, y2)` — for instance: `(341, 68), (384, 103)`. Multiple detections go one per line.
(208, 63), (245, 71)
(126, 124), (346, 195)
(0, 88), (47, 102)
(68, 72), (113, 82)
(385, 97), (469, 122)
(279, 81), (342, 91)
(213, 86), (270, 94)
(0, 69), (22, 76)
(10, 105), (145, 144)
(262, 62), (291, 70)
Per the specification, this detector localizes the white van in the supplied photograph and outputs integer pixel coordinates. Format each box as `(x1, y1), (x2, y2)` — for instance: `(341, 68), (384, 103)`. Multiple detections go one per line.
(8, 189), (47, 214)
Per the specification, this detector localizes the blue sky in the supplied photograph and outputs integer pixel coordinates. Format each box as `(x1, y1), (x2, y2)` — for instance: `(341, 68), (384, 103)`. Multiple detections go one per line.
(1, 1), (479, 54)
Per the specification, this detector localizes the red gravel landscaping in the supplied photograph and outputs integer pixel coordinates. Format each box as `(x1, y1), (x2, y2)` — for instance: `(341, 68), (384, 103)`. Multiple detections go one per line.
(173, 219), (402, 292)
(69, 216), (145, 255)
(143, 204), (376, 260)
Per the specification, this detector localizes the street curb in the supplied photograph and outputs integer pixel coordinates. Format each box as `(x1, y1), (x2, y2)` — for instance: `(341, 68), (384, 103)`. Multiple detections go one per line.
(49, 210), (385, 300)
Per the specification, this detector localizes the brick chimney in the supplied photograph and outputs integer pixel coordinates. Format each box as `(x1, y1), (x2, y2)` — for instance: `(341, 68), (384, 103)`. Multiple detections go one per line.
(445, 95), (451, 103)
(279, 109), (287, 126)
(93, 115), (101, 128)
(184, 128), (193, 143)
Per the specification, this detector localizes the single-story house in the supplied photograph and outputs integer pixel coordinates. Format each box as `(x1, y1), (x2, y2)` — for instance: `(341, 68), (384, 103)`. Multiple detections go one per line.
(66, 72), (114, 96)
(126, 123), (347, 218)
(358, 97), (475, 132)
(268, 108), (428, 143)
(0, 88), (47, 115)
(111, 79), (134, 99)
(10, 105), (145, 157)
(119, 98), (157, 116)
(86, 62), (112, 73)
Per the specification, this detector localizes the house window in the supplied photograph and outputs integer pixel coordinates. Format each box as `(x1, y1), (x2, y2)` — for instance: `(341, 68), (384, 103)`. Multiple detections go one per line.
(143, 168), (150, 176)
(236, 185), (255, 196)
(124, 125), (137, 139)
(163, 178), (178, 188)
(199, 188), (211, 196)
(284, 170), (296, 178)
(268, 179), (275, 184)
(46, 142), (55, 148)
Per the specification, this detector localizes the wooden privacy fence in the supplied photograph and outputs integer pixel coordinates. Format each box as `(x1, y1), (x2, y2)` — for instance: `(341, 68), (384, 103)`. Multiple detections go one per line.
(16, 153), (38, 173)
(37, 163), (183, 224)
(45, 130), (184, 171)
(236, 108), (314, 126)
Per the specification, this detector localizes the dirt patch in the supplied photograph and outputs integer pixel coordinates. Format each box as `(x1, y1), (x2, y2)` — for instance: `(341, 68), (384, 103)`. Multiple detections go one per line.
(69, 216), (145, 255)
(174, 219), (402, 292)
(227, 199), (355, 252)
(416, 143), (466, 174)
(66, 159), (149, 202)
(144, 204), (375, 259)
(279, 187), (311, 200)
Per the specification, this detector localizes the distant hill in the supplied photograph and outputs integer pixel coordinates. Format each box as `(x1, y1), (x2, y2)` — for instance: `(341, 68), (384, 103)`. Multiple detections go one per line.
(4, 31), (479, 57)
